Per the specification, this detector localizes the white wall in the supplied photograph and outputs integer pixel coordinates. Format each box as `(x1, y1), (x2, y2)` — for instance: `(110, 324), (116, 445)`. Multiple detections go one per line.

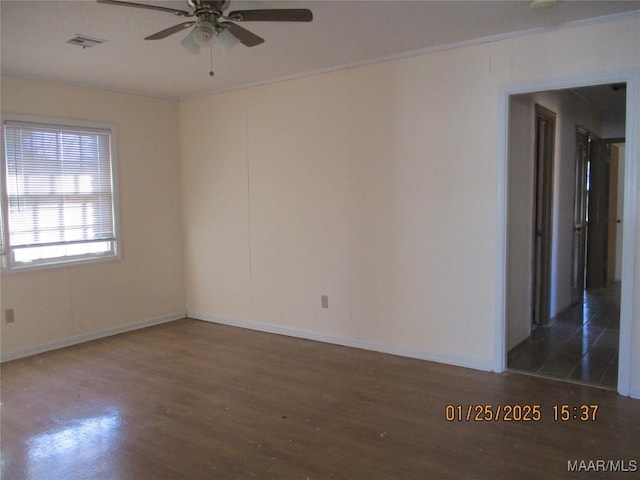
(182, 44), (501, 369)
(0, 76), (185, 358)
(181, 16), (640, 382)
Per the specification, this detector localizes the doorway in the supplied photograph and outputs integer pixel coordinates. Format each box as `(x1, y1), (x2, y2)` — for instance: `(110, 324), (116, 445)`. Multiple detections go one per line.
(504, 82), (627, 390)
(575, 132), (625, 295)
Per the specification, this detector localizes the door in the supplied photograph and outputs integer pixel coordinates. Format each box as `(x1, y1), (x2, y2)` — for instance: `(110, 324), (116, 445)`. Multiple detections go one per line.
(606, 144), (620, 287)
(586, 138), (609, 289)
(532, 105), (556, 325)
(571, 128), (589, 305)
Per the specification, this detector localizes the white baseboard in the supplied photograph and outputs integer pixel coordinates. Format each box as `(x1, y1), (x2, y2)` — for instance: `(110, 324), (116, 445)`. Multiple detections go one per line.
(0, 311), (186, 363)
(188, 311), (495, 372)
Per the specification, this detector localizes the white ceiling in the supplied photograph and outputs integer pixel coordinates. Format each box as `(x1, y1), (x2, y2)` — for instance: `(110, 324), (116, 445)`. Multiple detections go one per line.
(2, 0), (640, 99)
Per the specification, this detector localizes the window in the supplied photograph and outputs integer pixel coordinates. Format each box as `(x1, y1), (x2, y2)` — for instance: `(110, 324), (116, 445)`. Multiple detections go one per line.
(1, 117), (118, 270)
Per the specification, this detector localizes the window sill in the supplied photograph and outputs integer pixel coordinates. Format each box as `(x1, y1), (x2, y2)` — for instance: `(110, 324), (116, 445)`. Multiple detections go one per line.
(1, 253), (121, 275)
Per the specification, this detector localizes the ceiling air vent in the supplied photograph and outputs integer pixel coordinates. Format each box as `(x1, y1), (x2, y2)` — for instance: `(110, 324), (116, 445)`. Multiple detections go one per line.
(66, 35), (106, 49)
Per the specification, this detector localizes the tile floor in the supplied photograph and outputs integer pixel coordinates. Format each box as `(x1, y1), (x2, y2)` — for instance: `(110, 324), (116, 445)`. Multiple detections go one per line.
(508, 283), (620, 389)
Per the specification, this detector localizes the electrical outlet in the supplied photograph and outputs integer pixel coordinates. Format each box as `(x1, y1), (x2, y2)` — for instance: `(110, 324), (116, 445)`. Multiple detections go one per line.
(321, 295), (329, 309)
(4, 308), (15, 324)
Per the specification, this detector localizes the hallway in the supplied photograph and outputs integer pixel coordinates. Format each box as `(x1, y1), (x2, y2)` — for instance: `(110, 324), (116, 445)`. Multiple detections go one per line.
(507, 283), (620, 389)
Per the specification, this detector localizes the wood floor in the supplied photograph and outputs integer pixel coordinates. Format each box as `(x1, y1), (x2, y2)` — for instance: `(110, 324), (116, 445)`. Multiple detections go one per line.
(1, 318), (639, 479)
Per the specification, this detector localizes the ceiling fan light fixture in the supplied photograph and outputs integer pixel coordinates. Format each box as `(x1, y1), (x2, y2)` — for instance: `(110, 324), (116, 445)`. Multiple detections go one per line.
(180, 20), (217, 54)
(180, 29), (202, 54)
(193, 20), (215, 46)
(216, 26), (240, 51)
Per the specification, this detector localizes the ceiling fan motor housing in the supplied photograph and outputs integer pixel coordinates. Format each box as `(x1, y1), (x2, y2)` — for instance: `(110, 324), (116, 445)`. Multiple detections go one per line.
(194, 13), (216, 45)
(188, 0), (229, 12)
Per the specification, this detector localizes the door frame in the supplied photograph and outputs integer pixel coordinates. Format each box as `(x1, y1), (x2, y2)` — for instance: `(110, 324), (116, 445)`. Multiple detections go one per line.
(495, 69), (639, 398)
(571, 127), (591, 305)
(532, 104), (556, 326)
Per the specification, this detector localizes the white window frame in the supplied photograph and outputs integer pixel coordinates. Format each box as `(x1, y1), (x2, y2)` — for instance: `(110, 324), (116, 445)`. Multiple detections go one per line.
(1, 114), (120, 272)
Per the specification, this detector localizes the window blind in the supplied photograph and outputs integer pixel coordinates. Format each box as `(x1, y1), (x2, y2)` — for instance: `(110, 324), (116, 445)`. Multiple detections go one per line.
(2, 120), (117, 268)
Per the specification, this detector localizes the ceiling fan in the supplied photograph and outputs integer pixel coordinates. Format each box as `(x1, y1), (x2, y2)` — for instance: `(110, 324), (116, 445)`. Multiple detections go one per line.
(97, 0), (313, 53)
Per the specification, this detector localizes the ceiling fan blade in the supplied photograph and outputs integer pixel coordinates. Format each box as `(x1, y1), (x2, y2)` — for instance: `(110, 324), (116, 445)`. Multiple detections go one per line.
(227, 9), (313, 22)
(145, 22), (196, 40)
(97, 0), (192, 17)
(220, 22), (264, 47)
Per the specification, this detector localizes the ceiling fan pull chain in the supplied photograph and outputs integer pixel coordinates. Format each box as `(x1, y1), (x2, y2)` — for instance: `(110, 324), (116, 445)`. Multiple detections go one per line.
(209, 43), (214, 77)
